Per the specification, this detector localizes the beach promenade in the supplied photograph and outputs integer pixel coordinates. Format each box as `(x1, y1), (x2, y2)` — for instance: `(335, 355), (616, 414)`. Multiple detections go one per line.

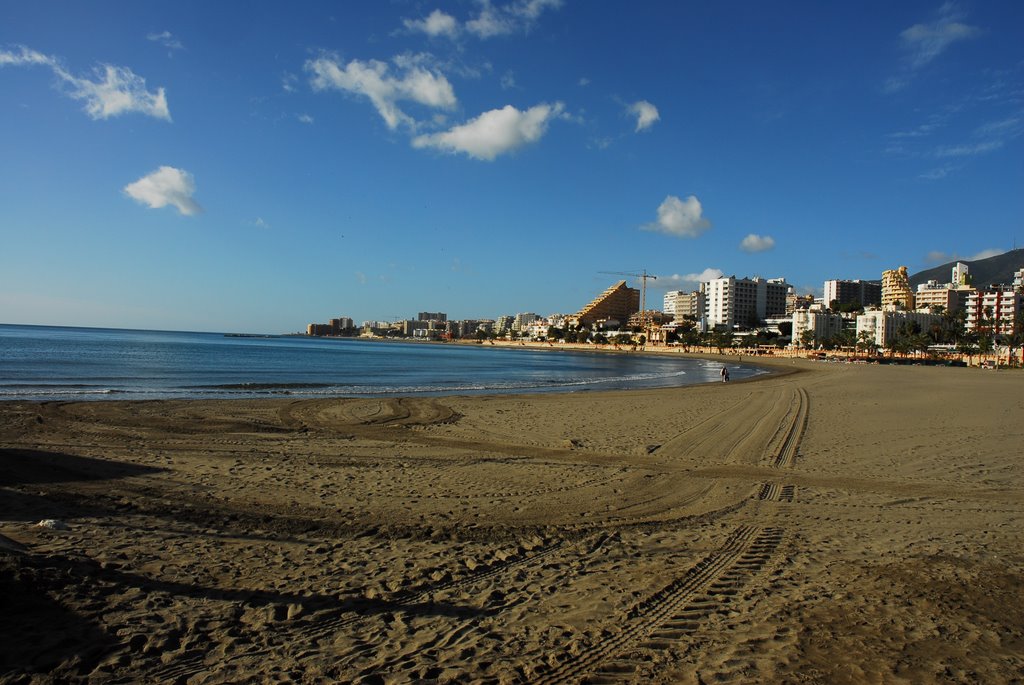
(1, 359), (1021, 683)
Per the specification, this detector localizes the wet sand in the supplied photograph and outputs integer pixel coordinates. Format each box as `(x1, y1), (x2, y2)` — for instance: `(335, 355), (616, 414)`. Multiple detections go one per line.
(1, 358), (1022, 683)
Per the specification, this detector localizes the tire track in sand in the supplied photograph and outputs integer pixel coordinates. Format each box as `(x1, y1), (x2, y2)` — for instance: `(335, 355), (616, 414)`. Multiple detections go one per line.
(769, 387), (808, 469)
(652, 388), (795, 468)
(531, 525), (785, 684)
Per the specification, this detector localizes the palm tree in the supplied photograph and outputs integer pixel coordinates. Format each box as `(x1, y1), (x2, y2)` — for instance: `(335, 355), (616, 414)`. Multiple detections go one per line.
(1005, 310), (1024, 367)
(856, 330), (876, 357)
(957, 336), (979, 365)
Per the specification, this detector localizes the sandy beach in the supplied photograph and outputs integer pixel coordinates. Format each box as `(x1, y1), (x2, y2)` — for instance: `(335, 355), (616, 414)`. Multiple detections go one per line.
(1, 357), (1022, 683)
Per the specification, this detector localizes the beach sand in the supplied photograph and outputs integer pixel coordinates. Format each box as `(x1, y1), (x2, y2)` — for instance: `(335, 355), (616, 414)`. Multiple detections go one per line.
(1, 358), (1022, 683)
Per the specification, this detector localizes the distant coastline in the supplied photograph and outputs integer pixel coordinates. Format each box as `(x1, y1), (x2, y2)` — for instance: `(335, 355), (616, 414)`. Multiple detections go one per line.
(0, 324), (767, 402)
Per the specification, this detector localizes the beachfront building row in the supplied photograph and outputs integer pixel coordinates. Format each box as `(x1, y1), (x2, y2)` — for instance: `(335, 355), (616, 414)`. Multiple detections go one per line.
(909, 262), (1022, 334)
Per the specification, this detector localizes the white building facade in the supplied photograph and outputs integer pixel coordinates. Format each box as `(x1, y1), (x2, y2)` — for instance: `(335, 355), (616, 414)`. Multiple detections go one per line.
(792, 306), (844, 346)
(703, 276), (791, 329)
(855, 309), (942, 348)
(663, 290), (704, 321)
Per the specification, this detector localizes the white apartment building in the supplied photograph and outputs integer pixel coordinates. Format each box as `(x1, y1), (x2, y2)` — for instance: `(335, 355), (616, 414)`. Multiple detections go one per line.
(525, 321), (551, 339)
(703, 276), (791, 329)
(855, 309), (942, 348)
(792, 305), (844, 346)
(952, 262), (971, 287)
(663, 290), (704, 321)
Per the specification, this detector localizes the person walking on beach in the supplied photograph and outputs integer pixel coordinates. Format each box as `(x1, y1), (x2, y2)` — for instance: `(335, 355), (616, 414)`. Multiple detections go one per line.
(720, 366), (729, 382)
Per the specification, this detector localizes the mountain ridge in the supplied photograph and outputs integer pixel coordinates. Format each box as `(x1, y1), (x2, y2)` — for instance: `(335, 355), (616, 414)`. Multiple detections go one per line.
(909, 248), (1024, 289)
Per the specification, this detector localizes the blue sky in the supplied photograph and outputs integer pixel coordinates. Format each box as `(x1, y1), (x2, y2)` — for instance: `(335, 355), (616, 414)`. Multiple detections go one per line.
(1, 1), (1022, 333)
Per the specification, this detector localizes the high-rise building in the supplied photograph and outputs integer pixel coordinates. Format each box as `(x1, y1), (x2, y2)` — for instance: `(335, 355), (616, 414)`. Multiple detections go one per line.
(881, 267), (914, 310)
(418, 312), (447, 322)
(823, 279), (882, 308)
(703, 276), (791, 329)
(663, 290), (704, 321)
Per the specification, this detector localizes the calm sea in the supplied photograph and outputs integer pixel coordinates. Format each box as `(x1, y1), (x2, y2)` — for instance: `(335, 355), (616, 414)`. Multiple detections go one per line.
(0, 324), (764, 401)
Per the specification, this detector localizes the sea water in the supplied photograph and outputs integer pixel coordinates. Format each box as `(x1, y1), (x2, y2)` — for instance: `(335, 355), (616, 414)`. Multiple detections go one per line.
(0, 324), (764, 401)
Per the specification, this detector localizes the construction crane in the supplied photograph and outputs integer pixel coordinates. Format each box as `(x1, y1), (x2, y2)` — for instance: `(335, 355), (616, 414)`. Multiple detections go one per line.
(599, 270), (658, 331)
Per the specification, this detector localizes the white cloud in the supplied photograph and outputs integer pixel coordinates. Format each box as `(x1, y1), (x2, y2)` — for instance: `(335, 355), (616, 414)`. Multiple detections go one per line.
(0, 45), (170, 121)
(516, 0), (562, 20)
(466, 1), (515, 38)
(889, 111), (949, 139)
(297, 113), (314, 124)
(628, 100), (659, 132)
(466, 0), (563, 38)
(0, 45), (51, 67)
(934, 140), (1003, 157)
(659, 268), (724, 289)
(919, 165), (954, 180)
(974, 116), (1022, 137)
(253, 217), (270, 229)
(886, 4), (981, 92)
(925, 247), (1006, 265)
(147, 31), (184, 52)
(500, 70), (517, 89)
(306, 54), (456, 130)
(901, 8), (981, 70)
(412, 102), (564, 160)
(404, 9), (460, 38)
(641, 195), (711, 238)
(70, 65), (171, 120)
(578, 77), (590, 87)
(739, 233), (775, 253)
(123, 166), (201, 216)
(918, 113), (1022, 164)
(969, 248), (1006, 260)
